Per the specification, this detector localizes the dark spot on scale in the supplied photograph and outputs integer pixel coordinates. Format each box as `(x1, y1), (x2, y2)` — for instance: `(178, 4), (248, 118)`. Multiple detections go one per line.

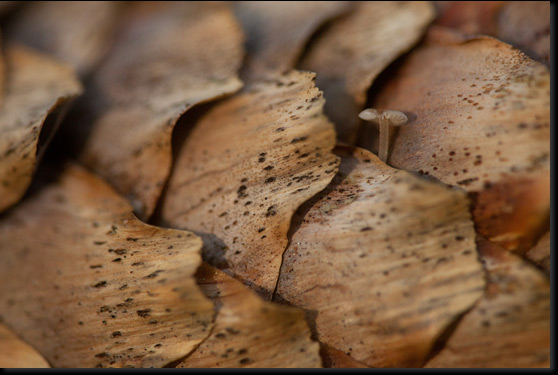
(94, 281), (107, 288)
(258, 227), (265, 233)
(144, 270), (164, 279)
(263, 165), (274, 171)
(137, 309), (151, 318)
(264, 177), (276, 183)
(455, 236), (465, 241)
(291, 136), (308, 144)
(266, 205), (277, 217)
(237, 185), (248, 198)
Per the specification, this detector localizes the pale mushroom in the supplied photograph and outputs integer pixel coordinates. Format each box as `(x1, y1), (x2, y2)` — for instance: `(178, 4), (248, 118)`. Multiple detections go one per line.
(358, 108), (408, 163)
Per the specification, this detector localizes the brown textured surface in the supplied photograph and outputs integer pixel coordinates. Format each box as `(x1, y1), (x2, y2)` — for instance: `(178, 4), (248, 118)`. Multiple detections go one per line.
(8, 1), (123, 76)
(434, 1), (505, 35)
(425, 238), (550, 368)
(497, 1), (550, 65)
(80, 1), (245, 219)
(320, 344), (369, 368)
(434, 1), (550, 65)
(163, 71), (339, 298)
(0, 322), (50, 368)
(176, 263), (321, 368)
(0, 33), (4, 105)
(300, 1), (435, 143)
(0, 164), (214, 368)
(234, 1), (351, 81)
(370, 26), (550, 252)
(525, 231), (550, 274)
(0, 45), (82, 212)
(275, 146), (485, 367)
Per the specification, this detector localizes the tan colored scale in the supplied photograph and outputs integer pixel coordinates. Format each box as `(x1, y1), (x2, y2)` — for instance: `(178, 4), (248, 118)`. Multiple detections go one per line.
(0, 165), (215, 368)
(425, 238), (550, 368)
(0, 45), (82, 212)
(275, 146), (485, 367)
(370, 26), (550, 252)
(234, 1), (351, 82)
(80, 2), (245, 219)
(0, 322), (50, 368)
(8, 1), (123, 76)
(176, 263), (321, 368)
(163, 70), (339, 298)
(525, 231), (550, 274)
(299, 1), (435, 143)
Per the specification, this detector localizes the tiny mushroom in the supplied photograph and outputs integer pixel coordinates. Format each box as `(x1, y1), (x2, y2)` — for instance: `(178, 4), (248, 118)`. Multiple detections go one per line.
(359, 108), (408, 163)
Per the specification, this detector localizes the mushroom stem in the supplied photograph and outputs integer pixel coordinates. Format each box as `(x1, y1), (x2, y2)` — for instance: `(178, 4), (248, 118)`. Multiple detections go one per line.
(378, 119), (390, 163)
(359, 108), (408, 164)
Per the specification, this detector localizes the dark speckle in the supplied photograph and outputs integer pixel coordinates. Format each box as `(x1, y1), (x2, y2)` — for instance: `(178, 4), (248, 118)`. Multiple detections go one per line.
(237, 185), (248, 198)
(226, 327), (240, 334)
(137, 309), (152, 318)
(265, 205), (277, 217)
(291, 136), (308, 144)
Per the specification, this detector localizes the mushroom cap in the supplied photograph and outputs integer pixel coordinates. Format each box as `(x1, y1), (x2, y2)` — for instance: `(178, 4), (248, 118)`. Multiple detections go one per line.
(359, 108), (408, 126)
(381, 110), (408, 126)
